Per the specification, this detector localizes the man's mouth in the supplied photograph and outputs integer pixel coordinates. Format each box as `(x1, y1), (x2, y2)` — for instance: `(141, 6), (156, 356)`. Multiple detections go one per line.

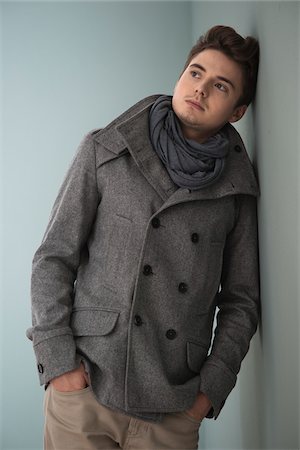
(185, 99), (205, 111)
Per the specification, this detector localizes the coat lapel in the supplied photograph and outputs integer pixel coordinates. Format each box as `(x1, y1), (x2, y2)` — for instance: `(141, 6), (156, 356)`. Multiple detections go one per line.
(117, 105), (179, 201)
(93, 95), (259, 206)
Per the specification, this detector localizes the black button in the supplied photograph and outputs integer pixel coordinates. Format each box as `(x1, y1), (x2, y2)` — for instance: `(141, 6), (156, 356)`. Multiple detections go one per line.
(191, 233), (199, 243)
(234, 145), (242, 153)
(134, 315), (143, 326)
(151, 217), (160, 228)
(166, 329), (177, 340)
(178, 282), (188, 293)
(143, 264), (153, 275)
(37, 363), (44, 374)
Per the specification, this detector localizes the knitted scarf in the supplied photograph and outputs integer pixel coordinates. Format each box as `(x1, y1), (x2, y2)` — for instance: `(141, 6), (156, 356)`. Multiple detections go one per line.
(149, 95), (229, 190)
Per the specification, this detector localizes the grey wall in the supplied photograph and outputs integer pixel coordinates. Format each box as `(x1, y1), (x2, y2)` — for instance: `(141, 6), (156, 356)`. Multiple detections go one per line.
(1, 2), (299, 450)
(191, 2), (300, 449)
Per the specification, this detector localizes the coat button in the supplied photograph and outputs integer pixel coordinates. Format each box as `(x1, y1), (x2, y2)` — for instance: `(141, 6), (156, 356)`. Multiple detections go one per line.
(37, 363), (44, 374)
(178, 282), (188, 293)
(191, 233), (199, 243)
(234, 145), (242, 153)
(143, 264), (153, 275)
(166, 329), (177, 340)
(134, 315), (143, 326)
(151, 217), (160, 228)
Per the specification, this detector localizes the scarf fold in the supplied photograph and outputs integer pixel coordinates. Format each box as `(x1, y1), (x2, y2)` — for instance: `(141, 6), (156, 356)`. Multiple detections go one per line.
(149, 95), (229, 190)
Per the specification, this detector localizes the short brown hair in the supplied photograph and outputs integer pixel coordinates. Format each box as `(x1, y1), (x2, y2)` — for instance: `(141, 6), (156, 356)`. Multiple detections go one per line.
(182, 25), (259, 106)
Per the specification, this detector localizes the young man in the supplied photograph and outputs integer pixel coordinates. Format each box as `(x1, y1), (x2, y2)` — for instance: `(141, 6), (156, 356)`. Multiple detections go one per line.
(27, 25), (260, 450)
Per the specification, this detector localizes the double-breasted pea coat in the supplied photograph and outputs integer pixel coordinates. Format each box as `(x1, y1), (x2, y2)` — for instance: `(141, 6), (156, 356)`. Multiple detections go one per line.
(27, 95), (260, 420)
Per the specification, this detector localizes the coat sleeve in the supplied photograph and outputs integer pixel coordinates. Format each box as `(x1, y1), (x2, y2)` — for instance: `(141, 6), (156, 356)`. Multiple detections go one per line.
(198, 194), (260, 419)
(26, 133), (100, 385)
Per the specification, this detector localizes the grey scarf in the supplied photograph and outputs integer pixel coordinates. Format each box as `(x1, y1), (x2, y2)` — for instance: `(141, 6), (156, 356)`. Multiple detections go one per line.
(149, 95), (229, 190)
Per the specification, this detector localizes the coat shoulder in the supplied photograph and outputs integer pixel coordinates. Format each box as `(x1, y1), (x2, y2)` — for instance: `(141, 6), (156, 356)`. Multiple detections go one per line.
(224, 123), (260, 197)
(85, 95), (161, 166)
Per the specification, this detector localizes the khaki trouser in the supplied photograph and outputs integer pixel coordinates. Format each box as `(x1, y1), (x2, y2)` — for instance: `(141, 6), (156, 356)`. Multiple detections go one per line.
(44, 384), (202, 450)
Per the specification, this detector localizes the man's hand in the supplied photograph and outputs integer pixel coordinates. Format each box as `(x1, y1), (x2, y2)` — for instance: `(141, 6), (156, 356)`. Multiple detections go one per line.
(50, 362), (89, 392)
(185, 392), (212, 421)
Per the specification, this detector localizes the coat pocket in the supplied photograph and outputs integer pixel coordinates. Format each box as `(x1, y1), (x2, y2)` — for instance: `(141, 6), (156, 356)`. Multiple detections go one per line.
(70, 308), (119, 336)
(186, 341), (208, 374)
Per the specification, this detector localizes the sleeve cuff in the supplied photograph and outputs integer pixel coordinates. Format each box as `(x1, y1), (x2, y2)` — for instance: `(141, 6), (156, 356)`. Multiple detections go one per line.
(199, 358), (237, 419)
(32, 334), (79, 385)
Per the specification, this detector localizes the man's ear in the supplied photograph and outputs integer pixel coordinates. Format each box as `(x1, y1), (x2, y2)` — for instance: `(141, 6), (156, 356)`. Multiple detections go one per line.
(229, 104), (248, 123)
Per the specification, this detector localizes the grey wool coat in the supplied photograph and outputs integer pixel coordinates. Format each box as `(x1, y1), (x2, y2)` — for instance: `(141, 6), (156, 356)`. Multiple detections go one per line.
(27, 95), (260, 420)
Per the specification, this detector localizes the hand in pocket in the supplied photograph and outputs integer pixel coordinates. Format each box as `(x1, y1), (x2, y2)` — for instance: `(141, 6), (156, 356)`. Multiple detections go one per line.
(50, 362), (89, 392)
(185, 392), (212, 421)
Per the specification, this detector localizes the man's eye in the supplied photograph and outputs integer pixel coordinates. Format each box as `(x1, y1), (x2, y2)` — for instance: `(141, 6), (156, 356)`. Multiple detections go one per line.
(215, 83), (227, 92)
(190, 71), (200, 78)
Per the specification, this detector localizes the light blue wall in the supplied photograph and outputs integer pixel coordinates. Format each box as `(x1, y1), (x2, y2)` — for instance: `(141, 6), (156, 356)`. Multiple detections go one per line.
(1, 3), (191, 449)
(191, 2), (300, 449)
(255, 4), (299, 449)
(0, 3), (4, 446)
(2, 2), (300, 450)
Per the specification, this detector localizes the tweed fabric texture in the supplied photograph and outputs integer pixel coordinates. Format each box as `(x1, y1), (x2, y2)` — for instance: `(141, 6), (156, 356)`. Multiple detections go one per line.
(27, 95), (260, 421)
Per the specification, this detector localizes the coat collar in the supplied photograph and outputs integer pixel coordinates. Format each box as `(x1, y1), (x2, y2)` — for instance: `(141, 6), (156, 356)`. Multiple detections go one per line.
(93, 95), (259, 203)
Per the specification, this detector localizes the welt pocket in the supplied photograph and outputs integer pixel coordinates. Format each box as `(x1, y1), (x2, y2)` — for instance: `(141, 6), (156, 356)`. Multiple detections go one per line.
(114, 212), (133, 223)
(186, 341), (209, 374)
(209, 240), (224, 247)
(70, 308), (120, 337)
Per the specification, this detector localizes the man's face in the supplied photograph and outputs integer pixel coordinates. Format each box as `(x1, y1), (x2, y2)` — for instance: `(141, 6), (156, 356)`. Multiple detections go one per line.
(172, 49), (247, 143)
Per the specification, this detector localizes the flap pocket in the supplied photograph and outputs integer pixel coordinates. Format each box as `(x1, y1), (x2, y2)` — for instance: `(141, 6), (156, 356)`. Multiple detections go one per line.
(187, 341), (208, 374)
(70, 308), (119, 337)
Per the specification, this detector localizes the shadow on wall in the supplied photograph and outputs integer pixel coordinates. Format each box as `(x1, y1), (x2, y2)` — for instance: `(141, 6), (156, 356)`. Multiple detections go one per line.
(237, 95), (264, 450)
(239, 332), (263, 449)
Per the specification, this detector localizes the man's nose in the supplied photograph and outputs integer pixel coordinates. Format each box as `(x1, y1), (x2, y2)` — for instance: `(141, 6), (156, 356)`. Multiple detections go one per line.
(195, 81), (208, 97)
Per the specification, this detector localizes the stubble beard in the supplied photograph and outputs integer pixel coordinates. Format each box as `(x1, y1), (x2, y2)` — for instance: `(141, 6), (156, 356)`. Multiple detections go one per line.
(174, 109), (220, 143)
(175, 110), (205, 136)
